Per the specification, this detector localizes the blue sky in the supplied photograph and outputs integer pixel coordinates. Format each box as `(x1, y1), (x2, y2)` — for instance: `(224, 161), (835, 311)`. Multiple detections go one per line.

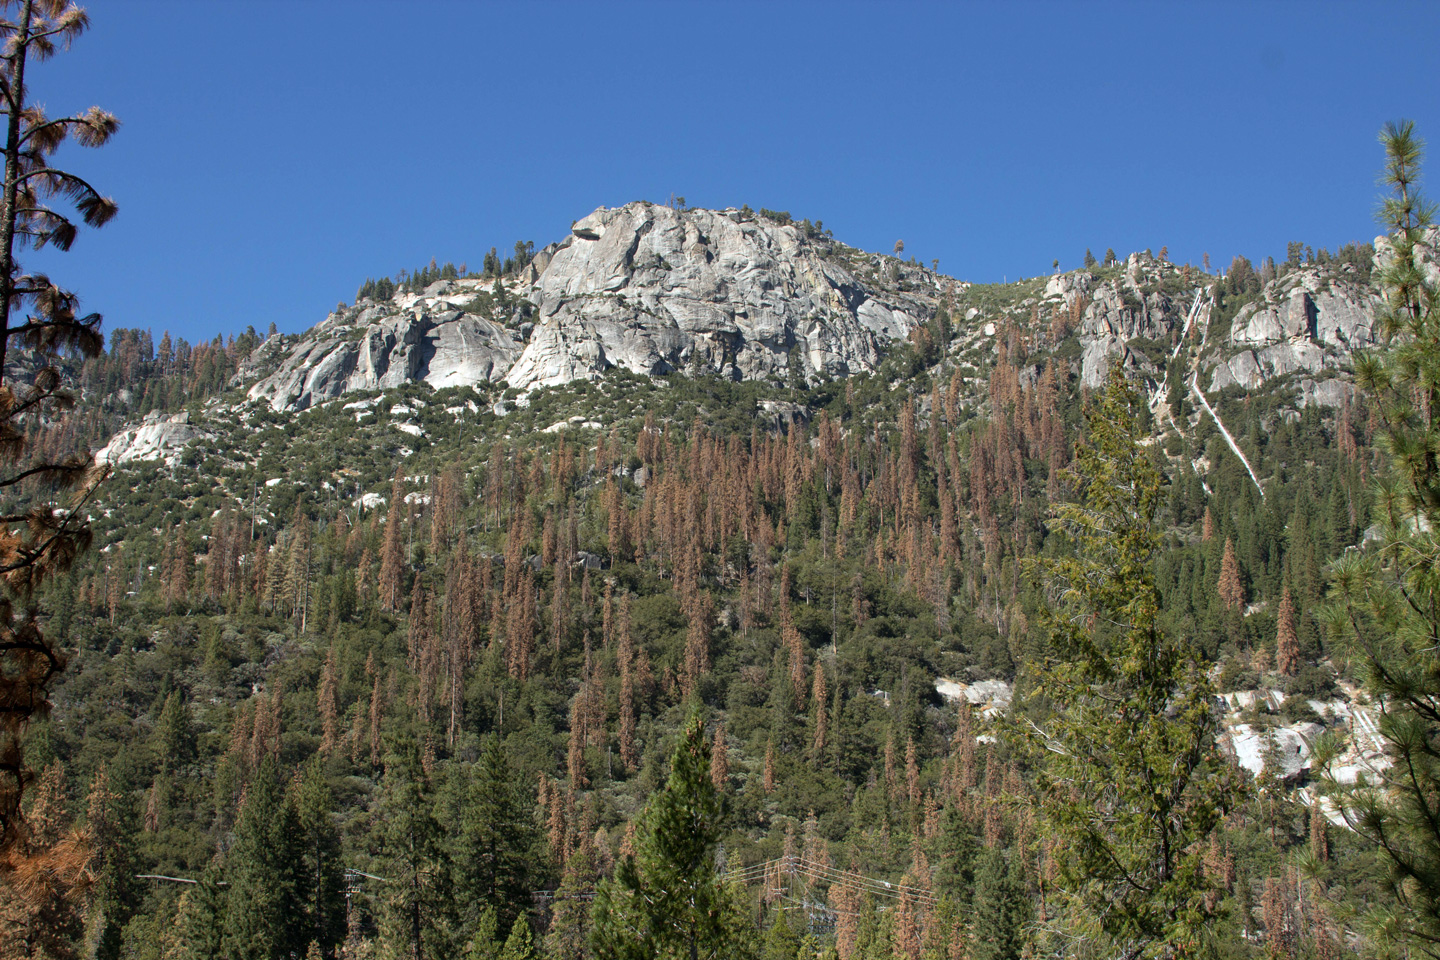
(25, 1), (1440, 346)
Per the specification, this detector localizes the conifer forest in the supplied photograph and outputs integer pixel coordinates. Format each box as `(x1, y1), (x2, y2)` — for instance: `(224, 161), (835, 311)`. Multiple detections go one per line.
(4, 4), (1440, 960)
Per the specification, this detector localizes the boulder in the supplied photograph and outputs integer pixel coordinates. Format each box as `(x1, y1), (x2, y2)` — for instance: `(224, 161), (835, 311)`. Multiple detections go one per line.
(96, 411), (213, 466)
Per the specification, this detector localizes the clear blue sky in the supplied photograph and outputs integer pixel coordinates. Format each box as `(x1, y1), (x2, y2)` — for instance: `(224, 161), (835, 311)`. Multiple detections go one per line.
(24, 1), (1440, 346)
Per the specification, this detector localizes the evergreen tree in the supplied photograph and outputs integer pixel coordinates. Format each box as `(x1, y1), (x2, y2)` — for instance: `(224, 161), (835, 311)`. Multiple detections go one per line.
(591, 712), (756, 960)
(456, 735), (542, 941)
(970, 849), (1027, 960)
(462, 905), (501, 960)
(291, 758), (346, 957)
(1324, 120), (1440, 958)
(167, 854), (228, 960)
(222, 755), (303, 960)
(497, 915), (538, 960)
(761, 909), (802, 960)
(1024, 376), (1244, 959)
(1275, 587), (1299, 677)
(0, 0), (118, 855)
(1218, 537), (1245, 610)
(0, 762), (85, 958)
(377, 743), (453, 960)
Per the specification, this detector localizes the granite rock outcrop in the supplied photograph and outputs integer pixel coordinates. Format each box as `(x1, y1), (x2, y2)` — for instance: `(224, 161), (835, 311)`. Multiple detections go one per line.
(239, 203), (948, 411)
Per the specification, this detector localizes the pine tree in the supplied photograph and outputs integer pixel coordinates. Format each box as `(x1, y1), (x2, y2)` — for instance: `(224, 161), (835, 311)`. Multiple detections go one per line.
(80, 763), (136, 960)
(222, 755), (303, 960)
(710, 722), (728, 790)
(377, 743), (453, 960)
(0, 762), (88, 957)
(379, 467), (406, 611)
(1324, 120), (1440, 958)
(0, 0), (118, 854)
(591, 712), (756, 960)
(317, 646), (339, 756)
(291, 758), (345, 957)
(970, 849), (1028, 960)
(811, 663), (828, 758)
(462, 905), (501, 960)
(498, 915), (538, 960)
(1275, 587), (1300, 677)
(1025, 376), (1243, 959)
(617, 594), (639, 773)
(1218, 537), (1245, 610)
(457, 735), (541, 942)
(166, 853), (228, 960)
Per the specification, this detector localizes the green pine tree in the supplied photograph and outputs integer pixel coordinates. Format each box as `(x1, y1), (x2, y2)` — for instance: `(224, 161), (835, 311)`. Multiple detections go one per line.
(590, 712), (756, 960)
(462, 905), (501, 960)
(1323, 120), (1440, 958)
(291, 757), (346, 957)
(456, 735), (543, 941)
(1023, 375), (1244, 959)
(82, 766), (142, 960)
(762, 909), (802, 960)
(497, 915), (538, 960)
(166, 853), (228, 960)
(221, 755), (303, 960)
(377, 743), (454, 960)
(970, 849), (1028, 960)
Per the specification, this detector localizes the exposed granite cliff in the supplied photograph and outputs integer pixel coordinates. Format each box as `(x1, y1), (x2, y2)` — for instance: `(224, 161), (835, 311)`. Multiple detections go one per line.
(506, 203), (939, 390)
(1207, 267), (1379, 398)
(240, 286), (522, 412)
(1031, 252), (1377, 409)
(239, 202), (947, 411)
(232, 204), (1388, 419)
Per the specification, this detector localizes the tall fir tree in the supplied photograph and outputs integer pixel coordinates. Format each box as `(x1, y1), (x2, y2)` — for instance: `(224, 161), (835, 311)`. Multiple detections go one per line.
(457, 735), (543, 942)
(377, 743), (453, 960)
(291, 758), (346, 957)
(1024, 376), (1244, 960)
(970, 848), (1029, 960)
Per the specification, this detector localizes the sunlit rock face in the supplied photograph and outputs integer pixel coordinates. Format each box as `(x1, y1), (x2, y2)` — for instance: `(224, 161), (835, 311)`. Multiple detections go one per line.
(238, 202), (947, 411)
(506, 202), (937, 390)
(96, 410), (213, 466)
(244, 305), (522, 413)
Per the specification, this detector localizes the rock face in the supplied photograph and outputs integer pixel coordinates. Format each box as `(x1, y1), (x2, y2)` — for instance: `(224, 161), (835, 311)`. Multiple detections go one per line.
(242, 298), (523, 412)
(96, 411), (213, 466)
(1039, 254), (1205, 390)
(1207, 268), (1378, 395)
(234, 204), (1386, 417)
(1034, 252), (1379, 408)
(239, 203), (946, 410)
(506, 203), (938, 389)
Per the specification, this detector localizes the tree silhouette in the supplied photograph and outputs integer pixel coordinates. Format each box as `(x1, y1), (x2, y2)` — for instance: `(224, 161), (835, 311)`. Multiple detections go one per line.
(0, 0), (117, 858)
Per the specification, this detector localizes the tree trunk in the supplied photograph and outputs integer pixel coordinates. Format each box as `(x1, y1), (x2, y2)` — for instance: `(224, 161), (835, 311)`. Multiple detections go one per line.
(0, 0), (35, 373)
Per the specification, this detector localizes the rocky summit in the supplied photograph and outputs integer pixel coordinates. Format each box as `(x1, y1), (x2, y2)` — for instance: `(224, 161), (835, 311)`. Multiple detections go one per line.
(239, 202), (948, 411)
(234, 203), (1392, 424)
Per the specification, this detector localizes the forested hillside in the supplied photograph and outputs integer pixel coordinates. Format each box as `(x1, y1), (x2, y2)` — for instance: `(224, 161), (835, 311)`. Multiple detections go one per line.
(1, 214), (1401, 960)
